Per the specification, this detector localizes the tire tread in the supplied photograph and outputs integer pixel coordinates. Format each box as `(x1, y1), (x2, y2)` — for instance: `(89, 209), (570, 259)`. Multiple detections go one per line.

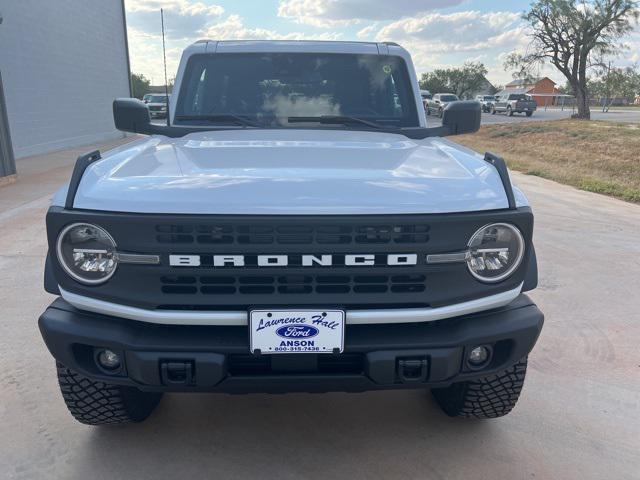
(56, 362), (161, 425)
(432, 357), (528, 419)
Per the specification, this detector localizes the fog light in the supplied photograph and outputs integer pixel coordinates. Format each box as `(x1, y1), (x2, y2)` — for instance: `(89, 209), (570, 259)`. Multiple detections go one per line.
(468, 346), (490, 366)
(97, 349), (121, 370)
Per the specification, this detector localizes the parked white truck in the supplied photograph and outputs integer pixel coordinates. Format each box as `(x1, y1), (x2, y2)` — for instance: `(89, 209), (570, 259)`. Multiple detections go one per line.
(39, 41), (543, 425)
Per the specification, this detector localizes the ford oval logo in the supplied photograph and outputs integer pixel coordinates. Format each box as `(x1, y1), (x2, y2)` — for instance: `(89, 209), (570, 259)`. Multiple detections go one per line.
(276, 324), (319, 339)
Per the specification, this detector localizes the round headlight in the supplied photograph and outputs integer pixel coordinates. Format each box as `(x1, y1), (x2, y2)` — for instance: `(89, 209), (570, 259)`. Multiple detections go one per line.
(56, 223), (118, 284)
(467, 223), (524, 283)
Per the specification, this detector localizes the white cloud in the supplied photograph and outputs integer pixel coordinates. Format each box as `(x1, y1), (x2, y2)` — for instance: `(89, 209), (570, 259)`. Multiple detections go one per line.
(128, 27), (186, 84)
(126, 0), (224, 39)
(127, 0), (223, 15)
(278, 0), (465, 28)
(375, 11), (525, 53)
(356, 24), (378, 39)
(203, 14), (342, 40)
(128, 11), (343, 82)
(355, 10), (535, 86)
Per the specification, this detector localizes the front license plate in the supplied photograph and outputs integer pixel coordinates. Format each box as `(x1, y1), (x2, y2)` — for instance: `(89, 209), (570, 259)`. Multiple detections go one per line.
(249, 310), (345, 354)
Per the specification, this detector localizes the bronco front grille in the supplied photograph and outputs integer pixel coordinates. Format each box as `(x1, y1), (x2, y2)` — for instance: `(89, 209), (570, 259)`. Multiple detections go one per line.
(160, 273), (427, 296)
(155, 223), (430, 246)
(47, 209), (534, 310)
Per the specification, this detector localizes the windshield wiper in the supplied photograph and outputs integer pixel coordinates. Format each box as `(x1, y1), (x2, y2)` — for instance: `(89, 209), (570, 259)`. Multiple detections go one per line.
(287, 115), (390, 129)
(175, 114), (260, 127)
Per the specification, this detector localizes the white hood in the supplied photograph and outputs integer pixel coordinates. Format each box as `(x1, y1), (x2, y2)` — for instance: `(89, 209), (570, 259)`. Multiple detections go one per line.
(54, 129), (527, 214)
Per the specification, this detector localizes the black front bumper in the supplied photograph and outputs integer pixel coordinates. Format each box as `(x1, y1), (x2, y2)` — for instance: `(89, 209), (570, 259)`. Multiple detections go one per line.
(38, 295), (543, 393)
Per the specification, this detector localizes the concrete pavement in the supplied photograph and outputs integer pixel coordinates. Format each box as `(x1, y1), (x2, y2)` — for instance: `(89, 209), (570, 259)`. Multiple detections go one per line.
(1, 138), (639, 480)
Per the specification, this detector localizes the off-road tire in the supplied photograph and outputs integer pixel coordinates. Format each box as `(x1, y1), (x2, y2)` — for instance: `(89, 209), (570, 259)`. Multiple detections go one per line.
(507, 106), (513, 117)
(526, 111), (533, 117)
(426, 106), (431, 116)
(438, 108), (443, 118)
(431, 357), (528, 419)
(491, 106), (496, 115)
(56, 362), (163, 425)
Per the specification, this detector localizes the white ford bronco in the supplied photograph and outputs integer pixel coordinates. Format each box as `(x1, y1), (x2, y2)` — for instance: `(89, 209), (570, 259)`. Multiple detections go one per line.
(39, 41), (543, 425)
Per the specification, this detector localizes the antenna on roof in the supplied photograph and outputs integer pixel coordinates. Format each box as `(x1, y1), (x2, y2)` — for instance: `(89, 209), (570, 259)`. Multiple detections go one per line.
(161, 8), (171, 127)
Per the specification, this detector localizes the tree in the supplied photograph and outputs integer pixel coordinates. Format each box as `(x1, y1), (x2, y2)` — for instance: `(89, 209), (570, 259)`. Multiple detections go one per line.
(419, 62), (490, 99)
(131, 73), (151, 99)
(419, 72), (451, 95)
(504, 0), (639, 119)
(589, 64), (640, 109)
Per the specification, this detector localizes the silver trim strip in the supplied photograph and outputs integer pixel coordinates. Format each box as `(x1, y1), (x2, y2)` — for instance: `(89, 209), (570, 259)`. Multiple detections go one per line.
(116, 253), (161, 265)
(426, 251), (470, 264)
(59, 283), (523, 326)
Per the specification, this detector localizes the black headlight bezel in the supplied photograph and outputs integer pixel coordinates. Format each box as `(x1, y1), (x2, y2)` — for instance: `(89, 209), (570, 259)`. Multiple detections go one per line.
(55, 222), (119, 285)
(466, 222), (525, 283)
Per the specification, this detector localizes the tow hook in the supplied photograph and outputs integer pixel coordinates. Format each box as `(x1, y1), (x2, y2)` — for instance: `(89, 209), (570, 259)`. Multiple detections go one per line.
(397, 357), (428, 383)
(160, 361), (195, 386)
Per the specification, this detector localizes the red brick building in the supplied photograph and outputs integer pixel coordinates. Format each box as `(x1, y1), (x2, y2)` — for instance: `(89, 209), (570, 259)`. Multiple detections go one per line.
(504, 77), (560, 106)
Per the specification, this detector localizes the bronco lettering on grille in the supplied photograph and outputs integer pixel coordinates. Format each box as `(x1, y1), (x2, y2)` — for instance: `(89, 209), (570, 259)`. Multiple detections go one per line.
(168, 254), (421, 267)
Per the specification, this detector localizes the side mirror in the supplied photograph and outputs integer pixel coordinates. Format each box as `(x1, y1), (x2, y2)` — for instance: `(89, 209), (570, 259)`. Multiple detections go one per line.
(441, 101), (481, 135)
(113, 98), (163, 135)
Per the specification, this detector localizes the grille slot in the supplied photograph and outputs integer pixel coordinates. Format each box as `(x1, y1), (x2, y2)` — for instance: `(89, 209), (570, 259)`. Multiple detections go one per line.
(159, 274), (426, 296)
(155, 223), (430, 245)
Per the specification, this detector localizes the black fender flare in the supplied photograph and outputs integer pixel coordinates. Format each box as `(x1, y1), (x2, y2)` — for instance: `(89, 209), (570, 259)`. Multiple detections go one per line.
(522, 244), (538, 292)
(44, 251), (61, 295)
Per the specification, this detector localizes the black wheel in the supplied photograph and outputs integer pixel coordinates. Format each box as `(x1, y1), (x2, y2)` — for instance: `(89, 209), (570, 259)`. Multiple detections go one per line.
(426, 106), (431, 116)
(438, 108), (443, 118)
(431, 357), (528, 419)
(56, 362), (162, 425)
(507, 106), (513, 117)
(491, 106), (496, 115)
(526, 111), (533, 117)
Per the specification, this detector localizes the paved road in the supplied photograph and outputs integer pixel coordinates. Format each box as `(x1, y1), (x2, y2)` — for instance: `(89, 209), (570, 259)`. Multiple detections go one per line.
(1, 140), (639, 479)
(426, 107), (640, 126)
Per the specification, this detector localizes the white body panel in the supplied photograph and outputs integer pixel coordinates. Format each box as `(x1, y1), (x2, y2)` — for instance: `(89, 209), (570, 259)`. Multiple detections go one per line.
(52, 129), (528, 214)
(52, 40), (530, 214)
(50, 40), (531, 326)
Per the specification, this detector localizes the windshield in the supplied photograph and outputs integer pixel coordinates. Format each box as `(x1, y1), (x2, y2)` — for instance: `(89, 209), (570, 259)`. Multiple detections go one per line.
(149, 95), (168, 103)
(439, 95), (458, 102)
(509, 94), (529, 101)
(483, 96), (495, 101)
(175, 53), (419, 128)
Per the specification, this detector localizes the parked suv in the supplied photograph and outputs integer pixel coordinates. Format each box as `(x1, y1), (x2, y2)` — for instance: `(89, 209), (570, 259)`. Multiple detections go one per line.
(420, 89), (432, 110)
(426, 93), (459, 117)
(145, 94), (169, 118)
(476, 95), (496, 113)
(38, 41), (543, 425)
(492, 93), (537, 117)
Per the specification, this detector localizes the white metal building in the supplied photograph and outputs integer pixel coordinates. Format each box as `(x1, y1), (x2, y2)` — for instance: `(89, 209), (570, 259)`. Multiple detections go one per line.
(0, 1), (131, 177)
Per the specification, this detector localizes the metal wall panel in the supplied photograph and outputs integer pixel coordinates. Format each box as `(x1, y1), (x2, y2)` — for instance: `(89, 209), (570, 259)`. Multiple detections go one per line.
(0, 1), (130, 159)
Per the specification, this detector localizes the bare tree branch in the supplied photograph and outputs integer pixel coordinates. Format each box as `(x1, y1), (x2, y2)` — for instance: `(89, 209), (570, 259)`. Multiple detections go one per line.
(503, 0), (639, 118)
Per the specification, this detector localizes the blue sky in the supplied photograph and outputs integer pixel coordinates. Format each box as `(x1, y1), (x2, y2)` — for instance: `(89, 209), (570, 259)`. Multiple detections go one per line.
(125, 0), (639, 87)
